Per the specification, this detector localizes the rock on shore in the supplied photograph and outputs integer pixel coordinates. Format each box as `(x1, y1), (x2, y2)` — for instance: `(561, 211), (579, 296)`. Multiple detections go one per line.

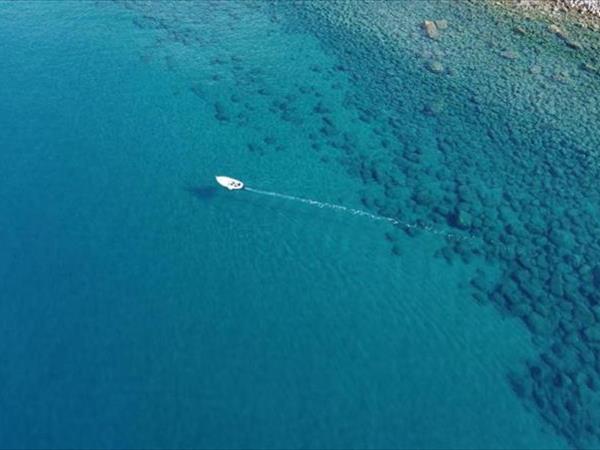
(564, 0), (600, 17)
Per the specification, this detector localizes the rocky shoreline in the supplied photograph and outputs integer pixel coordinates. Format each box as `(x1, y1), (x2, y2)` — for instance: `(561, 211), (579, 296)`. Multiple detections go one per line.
(564, 0), (600, 17)
(488, 0), (600, 29)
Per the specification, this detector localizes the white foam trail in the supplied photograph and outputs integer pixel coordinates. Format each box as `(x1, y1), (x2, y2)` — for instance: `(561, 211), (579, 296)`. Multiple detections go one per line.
(244, 187), (471, 242)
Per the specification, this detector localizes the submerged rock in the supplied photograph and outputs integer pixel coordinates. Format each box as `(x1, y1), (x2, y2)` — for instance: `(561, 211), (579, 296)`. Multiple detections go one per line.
(423, 100), (445, 116)
(500, 50), (519, 60)
(549, 24), (568, 39)
(583, 325), (600, 342)
(214, 101), (230, 122)
(529, 65), (543, 75)
(422, 20), (440, 40)
(581, 62), (599, 74)
(450, 208), (472, 230)
(471, 273), (492, 293)
(508, 372), (532, 399)
(526, 313), (555, 335)
(435, 19), (448, 30)
(548, 23), (582, 50)
(426, 60), (445, 74)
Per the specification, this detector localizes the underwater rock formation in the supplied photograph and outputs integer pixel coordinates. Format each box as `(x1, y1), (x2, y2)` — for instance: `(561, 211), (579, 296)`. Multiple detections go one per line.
(422, 20), (440, 39)
(268, 2), (600, 447)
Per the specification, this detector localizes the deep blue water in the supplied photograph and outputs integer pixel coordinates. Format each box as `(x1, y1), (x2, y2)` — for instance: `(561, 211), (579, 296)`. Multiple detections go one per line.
(1, 1), (600, 448)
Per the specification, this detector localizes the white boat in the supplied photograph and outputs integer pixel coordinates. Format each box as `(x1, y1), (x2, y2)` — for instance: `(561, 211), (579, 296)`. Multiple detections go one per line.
(215, 175), (244, 190)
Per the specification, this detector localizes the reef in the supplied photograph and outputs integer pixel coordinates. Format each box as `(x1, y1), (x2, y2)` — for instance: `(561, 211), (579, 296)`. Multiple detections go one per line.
(265, 2), (600, 447)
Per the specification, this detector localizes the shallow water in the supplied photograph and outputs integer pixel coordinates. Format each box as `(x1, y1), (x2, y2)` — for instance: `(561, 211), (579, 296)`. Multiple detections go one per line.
(1, 1), (599, 448)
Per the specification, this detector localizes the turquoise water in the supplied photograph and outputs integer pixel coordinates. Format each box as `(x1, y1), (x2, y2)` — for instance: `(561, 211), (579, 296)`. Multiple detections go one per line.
(1, 1), (600, 448)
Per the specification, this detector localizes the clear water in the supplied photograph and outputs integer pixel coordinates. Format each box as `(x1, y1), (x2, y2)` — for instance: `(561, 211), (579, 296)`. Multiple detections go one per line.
(1, 1), (599, 448)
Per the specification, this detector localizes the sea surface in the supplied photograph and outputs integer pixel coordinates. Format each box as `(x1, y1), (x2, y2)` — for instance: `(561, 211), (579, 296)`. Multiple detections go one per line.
(1, 1), (600, 449)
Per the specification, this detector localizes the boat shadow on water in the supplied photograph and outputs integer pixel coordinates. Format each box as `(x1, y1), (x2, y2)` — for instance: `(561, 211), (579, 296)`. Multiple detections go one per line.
(184, 185), (219, 201)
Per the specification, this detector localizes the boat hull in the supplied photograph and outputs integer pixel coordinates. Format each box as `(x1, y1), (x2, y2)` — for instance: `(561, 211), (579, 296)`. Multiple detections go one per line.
(215, 176), (244, 190)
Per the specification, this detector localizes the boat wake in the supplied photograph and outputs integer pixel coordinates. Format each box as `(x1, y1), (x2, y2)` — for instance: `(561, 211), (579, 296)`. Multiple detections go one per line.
(244, 187), (472, 242)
